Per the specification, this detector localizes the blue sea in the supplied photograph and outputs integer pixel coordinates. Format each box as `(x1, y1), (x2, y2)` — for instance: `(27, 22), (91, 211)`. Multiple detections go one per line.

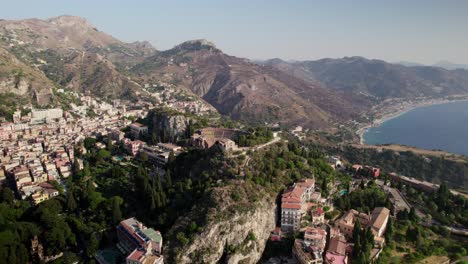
(363, 100), (468, 156)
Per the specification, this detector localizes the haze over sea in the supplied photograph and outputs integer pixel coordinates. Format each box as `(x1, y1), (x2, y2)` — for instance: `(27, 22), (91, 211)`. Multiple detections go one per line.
(364, 100), (468, 156)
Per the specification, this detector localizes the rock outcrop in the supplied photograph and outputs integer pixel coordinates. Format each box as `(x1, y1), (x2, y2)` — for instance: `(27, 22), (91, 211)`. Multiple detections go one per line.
(150, 109), (192, 143)
(0, 47), (53, 105)
(165, 184), (276, 264)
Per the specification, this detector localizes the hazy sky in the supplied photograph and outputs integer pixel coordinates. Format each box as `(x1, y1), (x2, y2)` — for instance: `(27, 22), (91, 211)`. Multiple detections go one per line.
(0, 0), (467, 64)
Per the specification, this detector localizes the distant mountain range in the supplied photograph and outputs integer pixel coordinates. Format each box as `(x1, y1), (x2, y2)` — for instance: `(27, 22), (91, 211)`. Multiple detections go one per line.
(396, 60), (468, 70)
(1, 15), (468, 128)
(262, 57), (468, 99)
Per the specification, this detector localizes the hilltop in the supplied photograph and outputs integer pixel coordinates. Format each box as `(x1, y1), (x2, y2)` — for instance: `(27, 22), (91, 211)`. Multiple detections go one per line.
(263, 57), (468, 100)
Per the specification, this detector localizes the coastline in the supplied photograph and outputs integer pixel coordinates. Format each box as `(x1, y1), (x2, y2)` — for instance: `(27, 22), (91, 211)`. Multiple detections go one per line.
(357, 97), (468, 145)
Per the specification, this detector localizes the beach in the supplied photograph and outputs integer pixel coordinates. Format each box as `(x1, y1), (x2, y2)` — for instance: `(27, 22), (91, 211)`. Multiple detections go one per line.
(357, 96), (468, 144)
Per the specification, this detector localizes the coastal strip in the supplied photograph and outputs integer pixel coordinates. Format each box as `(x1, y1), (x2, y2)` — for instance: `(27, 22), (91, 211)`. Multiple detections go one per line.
(357, 96), (468, 144)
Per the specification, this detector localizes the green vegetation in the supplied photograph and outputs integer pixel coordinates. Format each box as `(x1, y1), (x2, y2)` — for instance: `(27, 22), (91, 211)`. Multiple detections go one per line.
(335, 183), (391, 213)
(401, 182), (468, 227)
(352, 219), (375, 264)
(0, 93), (28, 121)
(237, 127), (274, 147)
(376, 216), (467, 263)
(328, 145), (468, 189)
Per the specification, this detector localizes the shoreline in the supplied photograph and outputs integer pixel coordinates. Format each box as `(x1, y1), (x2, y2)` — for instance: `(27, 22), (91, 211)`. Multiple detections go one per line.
(357, 97), (468, 144)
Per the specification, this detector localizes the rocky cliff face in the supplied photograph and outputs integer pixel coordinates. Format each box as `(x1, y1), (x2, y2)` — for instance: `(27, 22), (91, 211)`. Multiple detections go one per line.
(150, 110), (191, 143)
(165, 185), (276, 264)
(0, 47), (53, 105)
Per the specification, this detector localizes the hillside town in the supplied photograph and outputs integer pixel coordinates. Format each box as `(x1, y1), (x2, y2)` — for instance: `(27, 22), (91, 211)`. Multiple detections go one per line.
(264, 154), (456, 264)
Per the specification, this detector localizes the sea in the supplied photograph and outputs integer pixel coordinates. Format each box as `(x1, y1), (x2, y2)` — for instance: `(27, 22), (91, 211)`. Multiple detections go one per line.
(363, 100), (468, 156)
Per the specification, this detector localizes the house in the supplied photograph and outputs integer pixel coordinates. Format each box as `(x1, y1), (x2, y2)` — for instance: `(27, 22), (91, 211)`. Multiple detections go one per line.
(270, 227), (282, 241)
(130, 123), (148, 139)
(125, 140), (145, 157)
(214, 139), (237, 152)
(304, 227), (327, 252)
(39, 182), (60, 198)
(117, 218), (163, 264)
(292, 239), (323, 264)
(364, 166), (380, 177)
(312, 208), (325, 225)
(31, 191), (49, 205)
(156, 143), (182, 153)
(325, 236), (349, 264)
(335, 209), (370, 237)
(368, 207), (390, 237)
(110, 130), (125, 141)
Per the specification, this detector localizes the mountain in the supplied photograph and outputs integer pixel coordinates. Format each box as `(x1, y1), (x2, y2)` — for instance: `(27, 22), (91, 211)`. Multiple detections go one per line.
(0, 46), (54, 105)
(0, 15), (157, 100)
(130, 40), (363, 128)
(394, 61), (425, 67)
(263, 57), (468, 99)
(433, 60), (468, 70)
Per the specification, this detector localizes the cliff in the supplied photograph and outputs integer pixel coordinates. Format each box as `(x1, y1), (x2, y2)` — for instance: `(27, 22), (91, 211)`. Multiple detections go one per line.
(0, 47), (53, 105)
(149, 109), (192, 143)
(165, 183), (276, 264)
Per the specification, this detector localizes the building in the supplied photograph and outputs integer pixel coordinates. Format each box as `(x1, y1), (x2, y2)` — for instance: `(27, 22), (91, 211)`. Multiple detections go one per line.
(292, 239), (323, 264)
(389, 173), (439, 193)
(281, 178), (316, 232)
(335, 209), (370, 237)
(270, 227), (282, 241)
(326, 156), (343, 170)
(383, 186), (411, 215)
(125, 140), (145, 157)
(368, 207), (390, 237)
(117, 218), (163, 264)
(130, 123), (148, 139)
(364, 166), (380, 177)
(190, 127), (244, 149)
(304, 227), (327, 252)
(31, 108), (63, 123)
(312, 208), (325, 226)
(156, 143), (182, 153)
(214, 139), (237, 152)
(325, 236), (349, 264)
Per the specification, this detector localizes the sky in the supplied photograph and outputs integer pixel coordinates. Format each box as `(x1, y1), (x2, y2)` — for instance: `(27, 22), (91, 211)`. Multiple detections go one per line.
(0, 0), (467, 64)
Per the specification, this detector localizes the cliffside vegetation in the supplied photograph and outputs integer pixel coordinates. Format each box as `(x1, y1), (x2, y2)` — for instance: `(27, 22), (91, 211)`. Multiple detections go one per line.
(326, 145), (468, 189)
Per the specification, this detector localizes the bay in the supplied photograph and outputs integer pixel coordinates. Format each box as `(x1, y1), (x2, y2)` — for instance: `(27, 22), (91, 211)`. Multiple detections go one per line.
(363, 100), (468, 156)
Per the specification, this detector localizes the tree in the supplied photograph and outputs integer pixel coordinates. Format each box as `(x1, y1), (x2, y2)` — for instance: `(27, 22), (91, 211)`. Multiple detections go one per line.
(0, 187), (15, 205)
(83, 138), (97, 150)
(66, 191), (77, 212)
(385, 217), (395, 241)
(85, 234), (99, 258)
(409, 207), (418, 222)
(96, 149), (111, 162)
(111, 196), (123, 224)
(353, 219), (362, 241)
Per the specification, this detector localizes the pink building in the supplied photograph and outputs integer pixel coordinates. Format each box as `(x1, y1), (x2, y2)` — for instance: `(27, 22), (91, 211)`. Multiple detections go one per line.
(325, 236), (349, 264)
(125, 140), (144, 157)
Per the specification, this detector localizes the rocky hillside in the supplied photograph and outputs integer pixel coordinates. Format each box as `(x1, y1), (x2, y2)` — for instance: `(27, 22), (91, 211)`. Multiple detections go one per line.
(147, 108), (193, 143)
(165, 182), (276, 264)
(0, 47), (54, 105)
(264, 57), (468, 99)
(0, 15), (156, 100)
(131, 40), (362, 128)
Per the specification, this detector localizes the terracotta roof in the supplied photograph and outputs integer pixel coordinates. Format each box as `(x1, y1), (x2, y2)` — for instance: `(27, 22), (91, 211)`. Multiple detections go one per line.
(281, 203), (302, 210)
(327, 236), (347, 255)
(296, 178), (315, 189)
(127, 248), (144, 261)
